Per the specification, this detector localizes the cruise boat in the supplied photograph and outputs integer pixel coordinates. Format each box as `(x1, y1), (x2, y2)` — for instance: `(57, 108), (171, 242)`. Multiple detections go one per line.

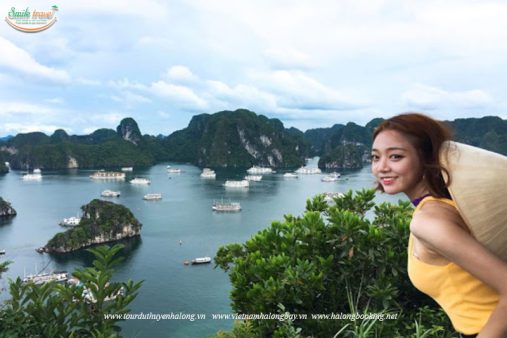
(90, 171), (125, 180)
(143, 193), (162, 200)
(130, 177), (151, 185)
(295, 166), (322, 175)
(323, 192), (345, 205)
(60, 216), (81, 227)
(246, 166), (273, 174)
(191, 257), (212, 265)
(200, 168), (216, 179)
(121, 167), (133, 172)
(23, 271), (69, 285)
(0, 249), (5, 255)
(244, 175), (262, 182)
(22, 168), (42, 180)
(101, 190), (121, 197)
(283, 172), (298, 178)
(212, 200), (241, 212)
(321, 172), (341, 182)
(224, 180), (249, 188)
(167, 168), (182, 173)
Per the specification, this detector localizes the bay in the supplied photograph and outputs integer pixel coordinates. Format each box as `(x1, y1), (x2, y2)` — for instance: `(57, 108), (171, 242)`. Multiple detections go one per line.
(0, 159), (406, 337)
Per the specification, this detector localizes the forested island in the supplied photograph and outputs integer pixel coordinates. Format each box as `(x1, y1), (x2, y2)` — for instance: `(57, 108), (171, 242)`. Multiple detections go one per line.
(0, 197), (17, 218)
(43, 199), (142, 253)
(0, 109), (505, 171)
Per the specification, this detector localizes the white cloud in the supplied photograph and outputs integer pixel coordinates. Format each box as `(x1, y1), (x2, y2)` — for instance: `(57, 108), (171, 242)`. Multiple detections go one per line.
(0, 102), (54, 117)
(151, 80), (208, 109)
(0, 37), (70, 83)
(2, 123), (60, 134)
(165, 66), (199, 83)
(253, 70), (367, 111)
(402, 84), (493, 110)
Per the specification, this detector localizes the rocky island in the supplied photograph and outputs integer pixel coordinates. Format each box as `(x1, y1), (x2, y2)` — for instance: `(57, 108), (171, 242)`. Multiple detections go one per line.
(43, 199), (142, 253)
(0, 197), (17, 218)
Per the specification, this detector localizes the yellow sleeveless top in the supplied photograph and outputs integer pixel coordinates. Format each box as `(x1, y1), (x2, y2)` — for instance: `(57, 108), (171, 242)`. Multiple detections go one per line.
(408, 196), (499, 334)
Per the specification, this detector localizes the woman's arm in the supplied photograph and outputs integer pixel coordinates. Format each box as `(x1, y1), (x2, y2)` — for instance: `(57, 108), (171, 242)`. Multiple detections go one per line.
(411, 202), (507, 338)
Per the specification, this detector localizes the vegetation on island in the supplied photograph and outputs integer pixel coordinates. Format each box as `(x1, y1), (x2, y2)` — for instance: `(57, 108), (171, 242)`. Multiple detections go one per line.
(212, 190), (455, 338)
(0, 109), (506, 172)
(161, 109), (308, 168)
(45, 199), (142, 253)
(0, 197), (17, 218)
(309, 115), (507, 170)
(0, 244), (142, 337)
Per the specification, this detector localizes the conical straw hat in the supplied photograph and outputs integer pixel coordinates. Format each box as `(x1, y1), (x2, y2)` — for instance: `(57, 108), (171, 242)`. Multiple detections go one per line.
(440, 141), (507, 262)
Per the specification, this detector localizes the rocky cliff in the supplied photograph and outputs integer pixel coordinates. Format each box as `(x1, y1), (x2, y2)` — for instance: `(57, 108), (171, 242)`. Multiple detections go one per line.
(163, 109), (308, 168)
(0, 197), (16, 218)
(44, 199), (142, 253)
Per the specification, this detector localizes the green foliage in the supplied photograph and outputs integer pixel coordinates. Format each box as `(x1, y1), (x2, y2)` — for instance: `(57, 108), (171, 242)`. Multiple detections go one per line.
(215, 189), (455, 337)
(46, 199), (142, 253)
(163, 109), (308, 168)
(0, 244), (142, 337)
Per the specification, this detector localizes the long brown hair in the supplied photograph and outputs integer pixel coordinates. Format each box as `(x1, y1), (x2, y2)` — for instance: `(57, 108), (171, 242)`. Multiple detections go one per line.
(372, 113), (453, 198)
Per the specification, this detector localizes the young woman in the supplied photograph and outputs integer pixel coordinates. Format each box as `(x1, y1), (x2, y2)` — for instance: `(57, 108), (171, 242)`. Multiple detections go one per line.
(370, 113), (507, 338)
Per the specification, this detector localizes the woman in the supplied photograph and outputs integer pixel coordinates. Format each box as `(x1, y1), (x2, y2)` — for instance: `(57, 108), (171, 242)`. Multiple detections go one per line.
(370, 113), (507, 337)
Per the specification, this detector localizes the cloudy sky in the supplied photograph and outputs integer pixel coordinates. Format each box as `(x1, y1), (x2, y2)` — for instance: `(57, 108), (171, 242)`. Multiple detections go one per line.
(1, 0), (507, 136)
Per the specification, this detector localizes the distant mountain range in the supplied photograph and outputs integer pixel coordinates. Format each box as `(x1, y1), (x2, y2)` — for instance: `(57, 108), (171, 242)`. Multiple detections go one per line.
(0, 109), (506, 173)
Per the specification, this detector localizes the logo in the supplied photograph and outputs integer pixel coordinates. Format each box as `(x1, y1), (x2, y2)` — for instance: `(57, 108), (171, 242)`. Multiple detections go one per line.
(5, 5), (58, 33)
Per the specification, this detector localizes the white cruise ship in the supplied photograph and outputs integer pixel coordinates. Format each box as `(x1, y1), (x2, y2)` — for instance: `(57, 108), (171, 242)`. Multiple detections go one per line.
(130, 177), (151, 185)
(321, 172), (341, 182)
(143, 193), (162, 200)
(101, 190), (121, 197)
(212, 200), (241, 212)
(23, 271), (69, 285)
(22, 168), (42, 180)
(323, 192), (345, 205)
(224, 180), (249, 188)
(244, 175), (262, 182)
(60, 216), (81, 227)
(295, 166), (322, 175)
(246, 166), (273, 174)
(200, 168), (216, 179)
(90, 171), (126, 180)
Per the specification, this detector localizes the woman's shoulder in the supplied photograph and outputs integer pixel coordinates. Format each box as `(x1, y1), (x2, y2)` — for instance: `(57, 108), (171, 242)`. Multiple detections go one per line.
(410, 198), (470, 243)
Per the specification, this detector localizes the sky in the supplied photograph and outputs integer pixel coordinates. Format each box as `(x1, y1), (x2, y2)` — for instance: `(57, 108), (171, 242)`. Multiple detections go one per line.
(1, 0), (507, 137)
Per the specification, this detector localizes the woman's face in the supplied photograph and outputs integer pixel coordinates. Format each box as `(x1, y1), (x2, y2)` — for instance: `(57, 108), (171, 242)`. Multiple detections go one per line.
(371, 130), (427, 199)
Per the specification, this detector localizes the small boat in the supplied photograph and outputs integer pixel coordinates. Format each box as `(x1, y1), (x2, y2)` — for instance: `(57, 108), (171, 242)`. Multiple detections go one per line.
(101, 190), (120, 197)
(60, 216), (81, 227)
(246, 166), (273, 174)
(212, 200), (241, 212)
(200, 168), (216, 179)
(0, 249), (5, 255)
(90, 171), (125, 180)
(167, 168), (181, 173)
(224, 180), (249, 188)
(121, 167), (133, 172)
(143, 193), (162, 201)
(245, 175), (262, 182)
(283, 172), (298, 178)
(321, 172), (341, 182)
(130, 177), (151, 185)
(191, 257), (211, 265)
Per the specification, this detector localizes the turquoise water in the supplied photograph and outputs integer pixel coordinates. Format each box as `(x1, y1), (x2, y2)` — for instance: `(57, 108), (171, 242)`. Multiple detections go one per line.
(0, 160), (405, 337)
